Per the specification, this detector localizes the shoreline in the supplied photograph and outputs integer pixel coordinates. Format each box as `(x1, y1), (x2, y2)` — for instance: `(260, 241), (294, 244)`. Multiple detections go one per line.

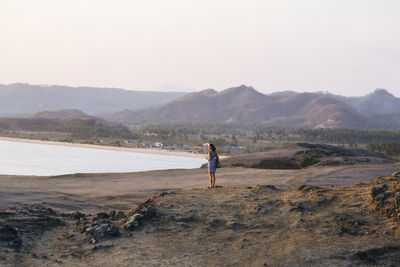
(0, 136), (205, 159)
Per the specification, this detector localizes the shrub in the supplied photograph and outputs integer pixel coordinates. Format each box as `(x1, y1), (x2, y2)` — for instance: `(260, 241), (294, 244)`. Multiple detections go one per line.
(300, 156), (320, 167)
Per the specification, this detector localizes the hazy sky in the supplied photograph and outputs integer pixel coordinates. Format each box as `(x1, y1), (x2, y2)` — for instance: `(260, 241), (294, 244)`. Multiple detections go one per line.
(1, 0), (399, 96)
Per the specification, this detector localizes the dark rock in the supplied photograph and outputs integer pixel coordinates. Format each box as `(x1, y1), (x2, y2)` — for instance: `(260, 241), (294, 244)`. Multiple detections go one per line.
(207, 217), (221, 227)
(31, 253), (39, 259)
(176, 215), (197, 223)
(93, 223), (119, 239)
(71, 211), (86, 220)
(290, 203), (305, 212)
(95, 212), (108, 219)
(108, 210), (125, 220)
(84, 226), (96, 235)
(0, 224), (22, 250)
(371, 185), (388, 201)
(225, 219), (239, 230)
(0, 211), (14, 218)
(254, 185), (277, 191)
(298, 185), (321, 192)
(352, 245), (400, 265)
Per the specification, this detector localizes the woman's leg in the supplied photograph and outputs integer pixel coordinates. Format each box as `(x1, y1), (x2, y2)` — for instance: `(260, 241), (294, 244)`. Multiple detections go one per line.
(209, 172), (213, 188)
(211, 172), (216, 187)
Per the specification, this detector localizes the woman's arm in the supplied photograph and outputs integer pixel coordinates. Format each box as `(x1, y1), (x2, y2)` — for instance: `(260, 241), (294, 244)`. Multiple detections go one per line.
(205, 151), (211, 160)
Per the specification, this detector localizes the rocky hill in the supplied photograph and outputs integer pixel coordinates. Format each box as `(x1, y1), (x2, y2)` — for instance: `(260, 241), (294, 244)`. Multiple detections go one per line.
(0, 83), (186, 116)
(214, 143), (395, 170)
(105, 85), (399, 128)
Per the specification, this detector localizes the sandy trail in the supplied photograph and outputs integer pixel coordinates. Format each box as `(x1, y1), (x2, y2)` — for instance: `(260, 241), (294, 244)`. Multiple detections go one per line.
(1, 163), (399, 213)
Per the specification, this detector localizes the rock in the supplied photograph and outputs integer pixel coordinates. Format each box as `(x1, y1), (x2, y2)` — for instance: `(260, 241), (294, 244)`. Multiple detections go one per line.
(371, 185), (388, 201)
(0, 224), (22, 250)
(31, 253), (39, 259)
(254, 185), (277, 191)
(108, 210), (125, 220)
(392, 171), (400, 178)
(297, 185), (320, 192)
(290, 203), (305, 212)
(95, 212), (108, 219)
(226, 219), (239, 230)
(71, 211), (86, 220)
(125, 214), (143, 230)
(85, 226), (95, 235)
(394, 192), (400, 208)
(207, 217), (221, 227)
(94, 223), (119, 239)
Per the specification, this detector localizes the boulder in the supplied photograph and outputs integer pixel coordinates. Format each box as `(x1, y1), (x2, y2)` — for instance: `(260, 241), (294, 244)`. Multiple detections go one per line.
(94, 223), (119, 239)
(125, 214), (143, 230)
(371, 185), (388, 201)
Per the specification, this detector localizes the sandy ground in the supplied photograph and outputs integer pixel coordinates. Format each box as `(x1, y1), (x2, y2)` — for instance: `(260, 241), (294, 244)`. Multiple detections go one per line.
(2, 162), (400, 266)
(1, 163), (399, 214)
(0, 136), (204, 158)
(2, 169), (400, 266)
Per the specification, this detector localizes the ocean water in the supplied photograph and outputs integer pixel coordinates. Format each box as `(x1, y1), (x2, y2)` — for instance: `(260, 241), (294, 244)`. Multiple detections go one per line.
(0, 140), (205, 176)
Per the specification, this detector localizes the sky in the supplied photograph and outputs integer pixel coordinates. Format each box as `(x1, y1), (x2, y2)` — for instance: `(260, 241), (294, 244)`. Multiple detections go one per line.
(1, 0), (399, 96)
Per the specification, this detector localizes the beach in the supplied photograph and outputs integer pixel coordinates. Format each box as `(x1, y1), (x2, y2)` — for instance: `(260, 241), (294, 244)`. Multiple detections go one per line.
(0, 136), (204, 159)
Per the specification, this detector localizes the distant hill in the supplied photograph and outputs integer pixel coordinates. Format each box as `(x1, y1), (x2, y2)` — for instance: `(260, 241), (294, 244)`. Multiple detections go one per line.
(105, 85), (378, 128)
(0, 109), (132, 139)
(0, 83), (186, 116)
(28, 109), (117, 126)
(328, 89), (400, 115)
(30, 109), (89, 120)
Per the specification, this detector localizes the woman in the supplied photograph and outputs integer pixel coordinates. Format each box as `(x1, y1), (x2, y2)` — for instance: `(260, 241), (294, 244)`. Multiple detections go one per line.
(205, 143), (219, 188)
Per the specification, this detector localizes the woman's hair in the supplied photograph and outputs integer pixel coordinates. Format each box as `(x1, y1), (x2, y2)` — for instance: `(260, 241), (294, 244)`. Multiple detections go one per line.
(209, 143), (216, 151)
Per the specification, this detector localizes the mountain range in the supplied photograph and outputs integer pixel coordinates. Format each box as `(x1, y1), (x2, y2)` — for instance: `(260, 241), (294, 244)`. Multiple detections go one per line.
(2, 83), (400, 129)
(0, 83), (186, 116)
(104, 85), (400, 129)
